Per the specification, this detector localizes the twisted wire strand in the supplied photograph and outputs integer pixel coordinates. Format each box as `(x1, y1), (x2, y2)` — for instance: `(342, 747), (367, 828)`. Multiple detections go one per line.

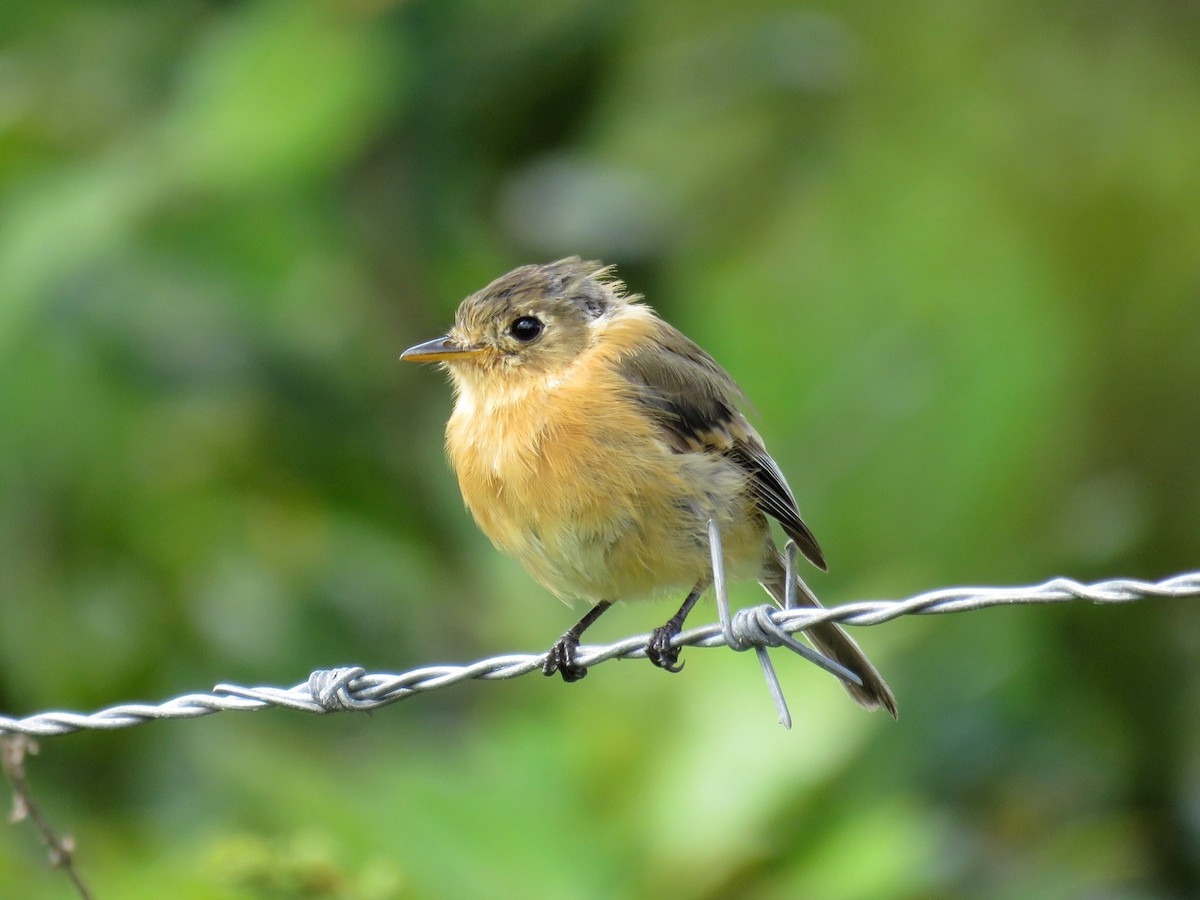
(2, 571), (1197, 739)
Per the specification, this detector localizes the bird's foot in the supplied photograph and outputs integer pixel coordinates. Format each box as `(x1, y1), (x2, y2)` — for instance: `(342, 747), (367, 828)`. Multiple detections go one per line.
(543, 633), (588, 682)
(647, 621), (685, 673)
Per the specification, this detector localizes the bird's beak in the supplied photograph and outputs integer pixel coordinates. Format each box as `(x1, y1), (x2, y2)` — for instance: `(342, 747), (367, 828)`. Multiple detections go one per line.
(400, 335), (483, 363)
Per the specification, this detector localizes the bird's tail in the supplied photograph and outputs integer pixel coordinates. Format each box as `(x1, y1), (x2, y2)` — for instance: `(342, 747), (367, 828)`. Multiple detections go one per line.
(761, 552), (898, 718)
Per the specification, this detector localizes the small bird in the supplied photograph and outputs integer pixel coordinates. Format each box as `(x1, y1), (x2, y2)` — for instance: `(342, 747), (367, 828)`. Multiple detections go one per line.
(401, 258), (896, 715)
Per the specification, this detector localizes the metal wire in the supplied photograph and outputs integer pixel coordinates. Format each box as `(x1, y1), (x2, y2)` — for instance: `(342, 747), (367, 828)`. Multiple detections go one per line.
(2, 570), (1197, 739)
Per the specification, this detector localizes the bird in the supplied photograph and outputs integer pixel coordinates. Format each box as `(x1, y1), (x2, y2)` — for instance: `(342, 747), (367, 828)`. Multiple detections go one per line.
(401, 257), (896, 716)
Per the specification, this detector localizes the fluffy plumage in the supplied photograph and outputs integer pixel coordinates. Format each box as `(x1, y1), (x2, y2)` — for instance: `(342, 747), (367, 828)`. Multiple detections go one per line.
(402, 258), (895, 715)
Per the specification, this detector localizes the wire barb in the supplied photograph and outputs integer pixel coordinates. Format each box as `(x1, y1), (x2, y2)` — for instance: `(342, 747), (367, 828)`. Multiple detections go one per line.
(1, 570), (1197, 739)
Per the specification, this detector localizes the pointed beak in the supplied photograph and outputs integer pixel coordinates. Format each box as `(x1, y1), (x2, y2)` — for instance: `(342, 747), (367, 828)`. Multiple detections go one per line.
(400, 335), (482, 363)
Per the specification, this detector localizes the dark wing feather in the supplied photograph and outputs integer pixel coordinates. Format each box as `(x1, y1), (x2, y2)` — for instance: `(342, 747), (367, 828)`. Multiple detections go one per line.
(729, 441), (826, 570)
(616, 319), (827, 570)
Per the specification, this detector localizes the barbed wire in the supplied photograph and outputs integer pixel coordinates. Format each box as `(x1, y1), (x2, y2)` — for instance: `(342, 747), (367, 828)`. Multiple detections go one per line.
(2, 570), (1198, 739)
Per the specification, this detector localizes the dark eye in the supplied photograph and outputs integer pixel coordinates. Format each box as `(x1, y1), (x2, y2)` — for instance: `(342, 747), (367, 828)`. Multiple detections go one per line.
(510, 316), (543, 342)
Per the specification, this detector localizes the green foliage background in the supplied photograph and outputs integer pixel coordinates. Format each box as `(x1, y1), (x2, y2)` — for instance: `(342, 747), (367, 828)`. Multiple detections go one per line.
(2, 2), (1199, 897)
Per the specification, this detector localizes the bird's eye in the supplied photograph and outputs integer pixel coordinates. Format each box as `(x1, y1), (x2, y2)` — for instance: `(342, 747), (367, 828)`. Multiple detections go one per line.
(510, 316), (544, 343)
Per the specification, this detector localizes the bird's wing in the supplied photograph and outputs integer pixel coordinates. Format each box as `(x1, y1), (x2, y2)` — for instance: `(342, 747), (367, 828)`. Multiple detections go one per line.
(616, 318), (827, 570)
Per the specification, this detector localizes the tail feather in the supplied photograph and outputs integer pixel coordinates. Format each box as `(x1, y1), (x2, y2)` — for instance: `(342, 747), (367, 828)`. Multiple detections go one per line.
(761, 553), (898, 718)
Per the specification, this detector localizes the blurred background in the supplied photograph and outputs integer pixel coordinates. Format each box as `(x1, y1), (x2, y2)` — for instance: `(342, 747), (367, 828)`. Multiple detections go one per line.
(2, 1), (1199, 897)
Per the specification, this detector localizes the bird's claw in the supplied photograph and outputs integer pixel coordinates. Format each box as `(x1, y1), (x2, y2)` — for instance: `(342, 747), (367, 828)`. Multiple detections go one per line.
(647, 624), (685, 673)
(543, 635), (588, 682)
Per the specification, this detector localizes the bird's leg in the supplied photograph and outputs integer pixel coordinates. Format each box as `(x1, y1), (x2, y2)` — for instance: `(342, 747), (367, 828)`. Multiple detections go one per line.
(543, 600), (613, 683)
(647, 582), (707, 672)
(648, 517), (726, 672)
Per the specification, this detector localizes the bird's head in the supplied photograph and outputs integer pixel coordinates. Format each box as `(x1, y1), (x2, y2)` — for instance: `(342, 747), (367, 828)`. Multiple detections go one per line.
(401, 257), (628, 392)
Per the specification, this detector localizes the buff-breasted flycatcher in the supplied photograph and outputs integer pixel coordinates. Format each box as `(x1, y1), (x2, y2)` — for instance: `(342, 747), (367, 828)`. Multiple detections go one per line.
(401, 258), (896, 715)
